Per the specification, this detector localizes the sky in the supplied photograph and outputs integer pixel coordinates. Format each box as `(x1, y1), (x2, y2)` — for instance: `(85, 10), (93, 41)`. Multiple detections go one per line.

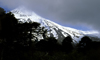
(0, 0), (100, 32)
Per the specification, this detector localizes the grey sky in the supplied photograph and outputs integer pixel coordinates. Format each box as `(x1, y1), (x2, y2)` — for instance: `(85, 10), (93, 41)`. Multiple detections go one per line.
(0, 0), (100, 31)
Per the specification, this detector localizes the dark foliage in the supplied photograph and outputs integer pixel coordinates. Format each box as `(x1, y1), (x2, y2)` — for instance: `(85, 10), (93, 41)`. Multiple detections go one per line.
(0, 7), (41, 60)
(62, 36), (73, 53)
(77, 36), (92, 53)
(90, 41), (100, 49)
(36, 37), (61, 52)
(0, 7), (5, 16)
(36, 40), (48, 51)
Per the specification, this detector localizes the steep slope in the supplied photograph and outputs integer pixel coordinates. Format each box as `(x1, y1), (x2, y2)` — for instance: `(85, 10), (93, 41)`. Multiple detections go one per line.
(11, 7), (99, 44)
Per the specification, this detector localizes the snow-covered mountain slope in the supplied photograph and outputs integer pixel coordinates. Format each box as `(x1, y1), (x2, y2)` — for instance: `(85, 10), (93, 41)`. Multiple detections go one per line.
(11, 7), (100, 44)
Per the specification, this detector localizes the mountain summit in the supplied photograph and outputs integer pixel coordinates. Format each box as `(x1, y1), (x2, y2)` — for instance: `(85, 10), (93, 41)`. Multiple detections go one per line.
(11, 7), (99, 44)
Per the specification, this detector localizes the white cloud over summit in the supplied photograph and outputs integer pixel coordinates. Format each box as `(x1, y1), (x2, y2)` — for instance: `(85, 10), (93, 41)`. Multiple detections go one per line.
(0, 0), (100, 33)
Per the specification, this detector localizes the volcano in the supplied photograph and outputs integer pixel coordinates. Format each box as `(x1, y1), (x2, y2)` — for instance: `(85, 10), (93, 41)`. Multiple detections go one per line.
(11, 7), (99, 44)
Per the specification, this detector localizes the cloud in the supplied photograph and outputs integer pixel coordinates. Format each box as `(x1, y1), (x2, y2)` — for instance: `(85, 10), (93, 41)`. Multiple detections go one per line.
(0, 0), (100, 32)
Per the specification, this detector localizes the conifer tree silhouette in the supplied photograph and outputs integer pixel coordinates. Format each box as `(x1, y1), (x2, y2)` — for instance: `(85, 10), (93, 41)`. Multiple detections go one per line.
(62, 36), (73, 53)
(78, 36), (92, 52)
